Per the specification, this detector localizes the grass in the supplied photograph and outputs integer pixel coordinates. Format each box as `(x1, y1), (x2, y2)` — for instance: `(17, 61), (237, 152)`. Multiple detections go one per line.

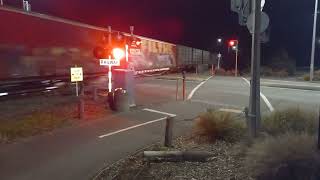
(0, 110), (73, 142)
(261, 108), (317, 136)
(193, 110), (246, 142)
(246, 133), (320, 180)
(0, 93), (112, 143)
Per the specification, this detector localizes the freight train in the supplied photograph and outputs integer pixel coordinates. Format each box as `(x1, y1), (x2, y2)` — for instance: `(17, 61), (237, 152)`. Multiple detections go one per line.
(0, 6), (215, 81)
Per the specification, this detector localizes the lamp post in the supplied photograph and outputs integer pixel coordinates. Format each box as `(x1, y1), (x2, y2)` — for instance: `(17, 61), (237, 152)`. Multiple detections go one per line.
(310, 0), (318, 81)
(216, 38), (223, 70)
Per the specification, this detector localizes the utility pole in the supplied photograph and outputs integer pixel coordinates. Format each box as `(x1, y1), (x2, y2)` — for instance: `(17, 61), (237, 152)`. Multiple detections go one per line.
(249, 0), (261, 138)
(310, 0), (318, 81)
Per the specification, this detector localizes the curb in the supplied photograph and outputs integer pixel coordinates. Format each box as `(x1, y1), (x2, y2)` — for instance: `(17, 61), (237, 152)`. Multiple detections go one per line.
(261, 82), (320, 91)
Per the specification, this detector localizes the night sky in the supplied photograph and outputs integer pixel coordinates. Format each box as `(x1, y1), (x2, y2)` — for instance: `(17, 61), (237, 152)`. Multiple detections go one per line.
(4, 0), (319, 67)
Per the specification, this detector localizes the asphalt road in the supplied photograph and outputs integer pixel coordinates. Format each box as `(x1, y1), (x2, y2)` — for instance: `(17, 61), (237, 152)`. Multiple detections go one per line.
(1, 75), (319, 180)
(0, 77), (210, 180)
(191, 76), (320, 113)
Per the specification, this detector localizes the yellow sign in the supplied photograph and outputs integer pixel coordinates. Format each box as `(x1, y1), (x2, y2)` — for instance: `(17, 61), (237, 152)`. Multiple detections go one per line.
(70, 67), (83, 82)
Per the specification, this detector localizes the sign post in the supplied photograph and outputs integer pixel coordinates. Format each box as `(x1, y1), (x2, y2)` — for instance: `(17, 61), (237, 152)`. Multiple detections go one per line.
(100, 57), (120, 92)
(70, 66), (83, 96)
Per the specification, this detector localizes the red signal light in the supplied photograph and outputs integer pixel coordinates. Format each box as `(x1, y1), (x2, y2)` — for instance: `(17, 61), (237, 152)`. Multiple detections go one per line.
(136, 40), (141, 46)
(112, 48), (125, 60)
(229, 40), (236, 47)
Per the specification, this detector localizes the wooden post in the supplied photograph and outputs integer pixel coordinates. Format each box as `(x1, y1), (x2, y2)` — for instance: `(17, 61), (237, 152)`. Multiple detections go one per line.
(78, 82), (85, 120)
(93, 87), (98, 101)
(176, 79), (179, 101)
(164, 116), (173, 147)
(244, 107), (249, 128)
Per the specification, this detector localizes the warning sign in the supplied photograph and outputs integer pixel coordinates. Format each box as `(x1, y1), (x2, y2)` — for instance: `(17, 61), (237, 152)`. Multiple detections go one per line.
(70, 67), (83, 82)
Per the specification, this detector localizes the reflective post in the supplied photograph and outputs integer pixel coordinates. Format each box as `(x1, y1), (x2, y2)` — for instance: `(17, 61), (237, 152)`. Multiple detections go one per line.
(176, 79), (179, 101)
(310, 0), (318, 81)
(182, 71), (186, 101)
(318, 107), (320, 150)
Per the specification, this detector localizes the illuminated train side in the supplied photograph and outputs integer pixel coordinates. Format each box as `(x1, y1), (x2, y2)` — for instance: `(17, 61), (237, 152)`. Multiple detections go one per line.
(0, 6), (212, 80)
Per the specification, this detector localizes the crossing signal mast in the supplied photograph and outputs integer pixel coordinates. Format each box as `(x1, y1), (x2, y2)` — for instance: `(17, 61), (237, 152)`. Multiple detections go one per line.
(93, 26), (141, 111)
(228, 40), (239, 77)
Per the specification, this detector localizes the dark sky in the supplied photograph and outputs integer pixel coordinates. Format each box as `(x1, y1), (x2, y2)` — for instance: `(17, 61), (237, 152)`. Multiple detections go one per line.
(5, 0), (319, 66)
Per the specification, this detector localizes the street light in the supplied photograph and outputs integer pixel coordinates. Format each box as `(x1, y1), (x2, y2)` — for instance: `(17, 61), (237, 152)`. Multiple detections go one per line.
(216, 38), (223, 70)
(310, 0), (318, 81)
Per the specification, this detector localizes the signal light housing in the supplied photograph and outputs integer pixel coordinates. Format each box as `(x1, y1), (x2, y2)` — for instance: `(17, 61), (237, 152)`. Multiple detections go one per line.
(228, 40), (238, 47)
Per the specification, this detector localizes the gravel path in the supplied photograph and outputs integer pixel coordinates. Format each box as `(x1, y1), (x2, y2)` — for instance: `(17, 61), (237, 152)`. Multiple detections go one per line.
(96, 136), (251, 180)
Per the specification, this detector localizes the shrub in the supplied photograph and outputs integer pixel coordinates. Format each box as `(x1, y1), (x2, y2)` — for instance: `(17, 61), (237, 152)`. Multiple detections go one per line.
(261, 67), (273, 77)
(215, 68), (226, 76)
(261, 108), (317, 136)
(193, 110), (246, 142)
(304, 75), (310, 81)
(246, 133), (320, 180)
(272, 70), (289, 78)
(304, 70), (320, 81)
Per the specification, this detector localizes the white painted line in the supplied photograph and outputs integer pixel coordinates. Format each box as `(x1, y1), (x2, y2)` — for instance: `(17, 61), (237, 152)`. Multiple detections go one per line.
(45, 86), (58, 90)
(219, 108), (243, 114)
(143, 108), (177, 117)
(99, 117), (167, 138)
(0, 92), (8, 97)
(242, 77), (275, 112)
(187, 76), (212, 100)
(190, 99), (240, 109)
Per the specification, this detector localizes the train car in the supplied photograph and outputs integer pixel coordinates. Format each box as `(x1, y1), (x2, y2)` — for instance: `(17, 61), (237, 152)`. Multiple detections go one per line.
(0, 6), (177, 80)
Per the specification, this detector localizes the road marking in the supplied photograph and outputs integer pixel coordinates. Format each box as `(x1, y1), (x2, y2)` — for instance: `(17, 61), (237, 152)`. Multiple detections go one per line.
(143, 108), (177, 117)
(0, 92), (8, 97)
(191, 99), (240, 109)
(187, 76), (212, 100)
(242, 77), (275, 112)
(219, 108), (243, 114)
(99, 117), (167, 138)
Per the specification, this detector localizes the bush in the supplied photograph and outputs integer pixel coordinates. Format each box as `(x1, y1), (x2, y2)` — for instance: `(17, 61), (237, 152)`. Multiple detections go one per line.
(215, 68), (226, 76)
(304, 75), (310, 81)
(272, 70), (289, 78)
(246, 133), (320, 180)
(262, 108), (317, 136)
(261, 67), (273, 77)
(193, 110), (246, 142)
(304, 70), (320, 81)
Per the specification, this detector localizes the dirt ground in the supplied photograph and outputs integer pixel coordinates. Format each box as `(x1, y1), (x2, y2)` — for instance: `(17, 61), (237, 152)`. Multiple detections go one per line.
(96, 136), (251, 180)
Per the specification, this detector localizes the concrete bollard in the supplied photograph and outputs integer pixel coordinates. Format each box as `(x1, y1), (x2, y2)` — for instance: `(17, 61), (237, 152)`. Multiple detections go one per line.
(164, 116), (174, 147)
